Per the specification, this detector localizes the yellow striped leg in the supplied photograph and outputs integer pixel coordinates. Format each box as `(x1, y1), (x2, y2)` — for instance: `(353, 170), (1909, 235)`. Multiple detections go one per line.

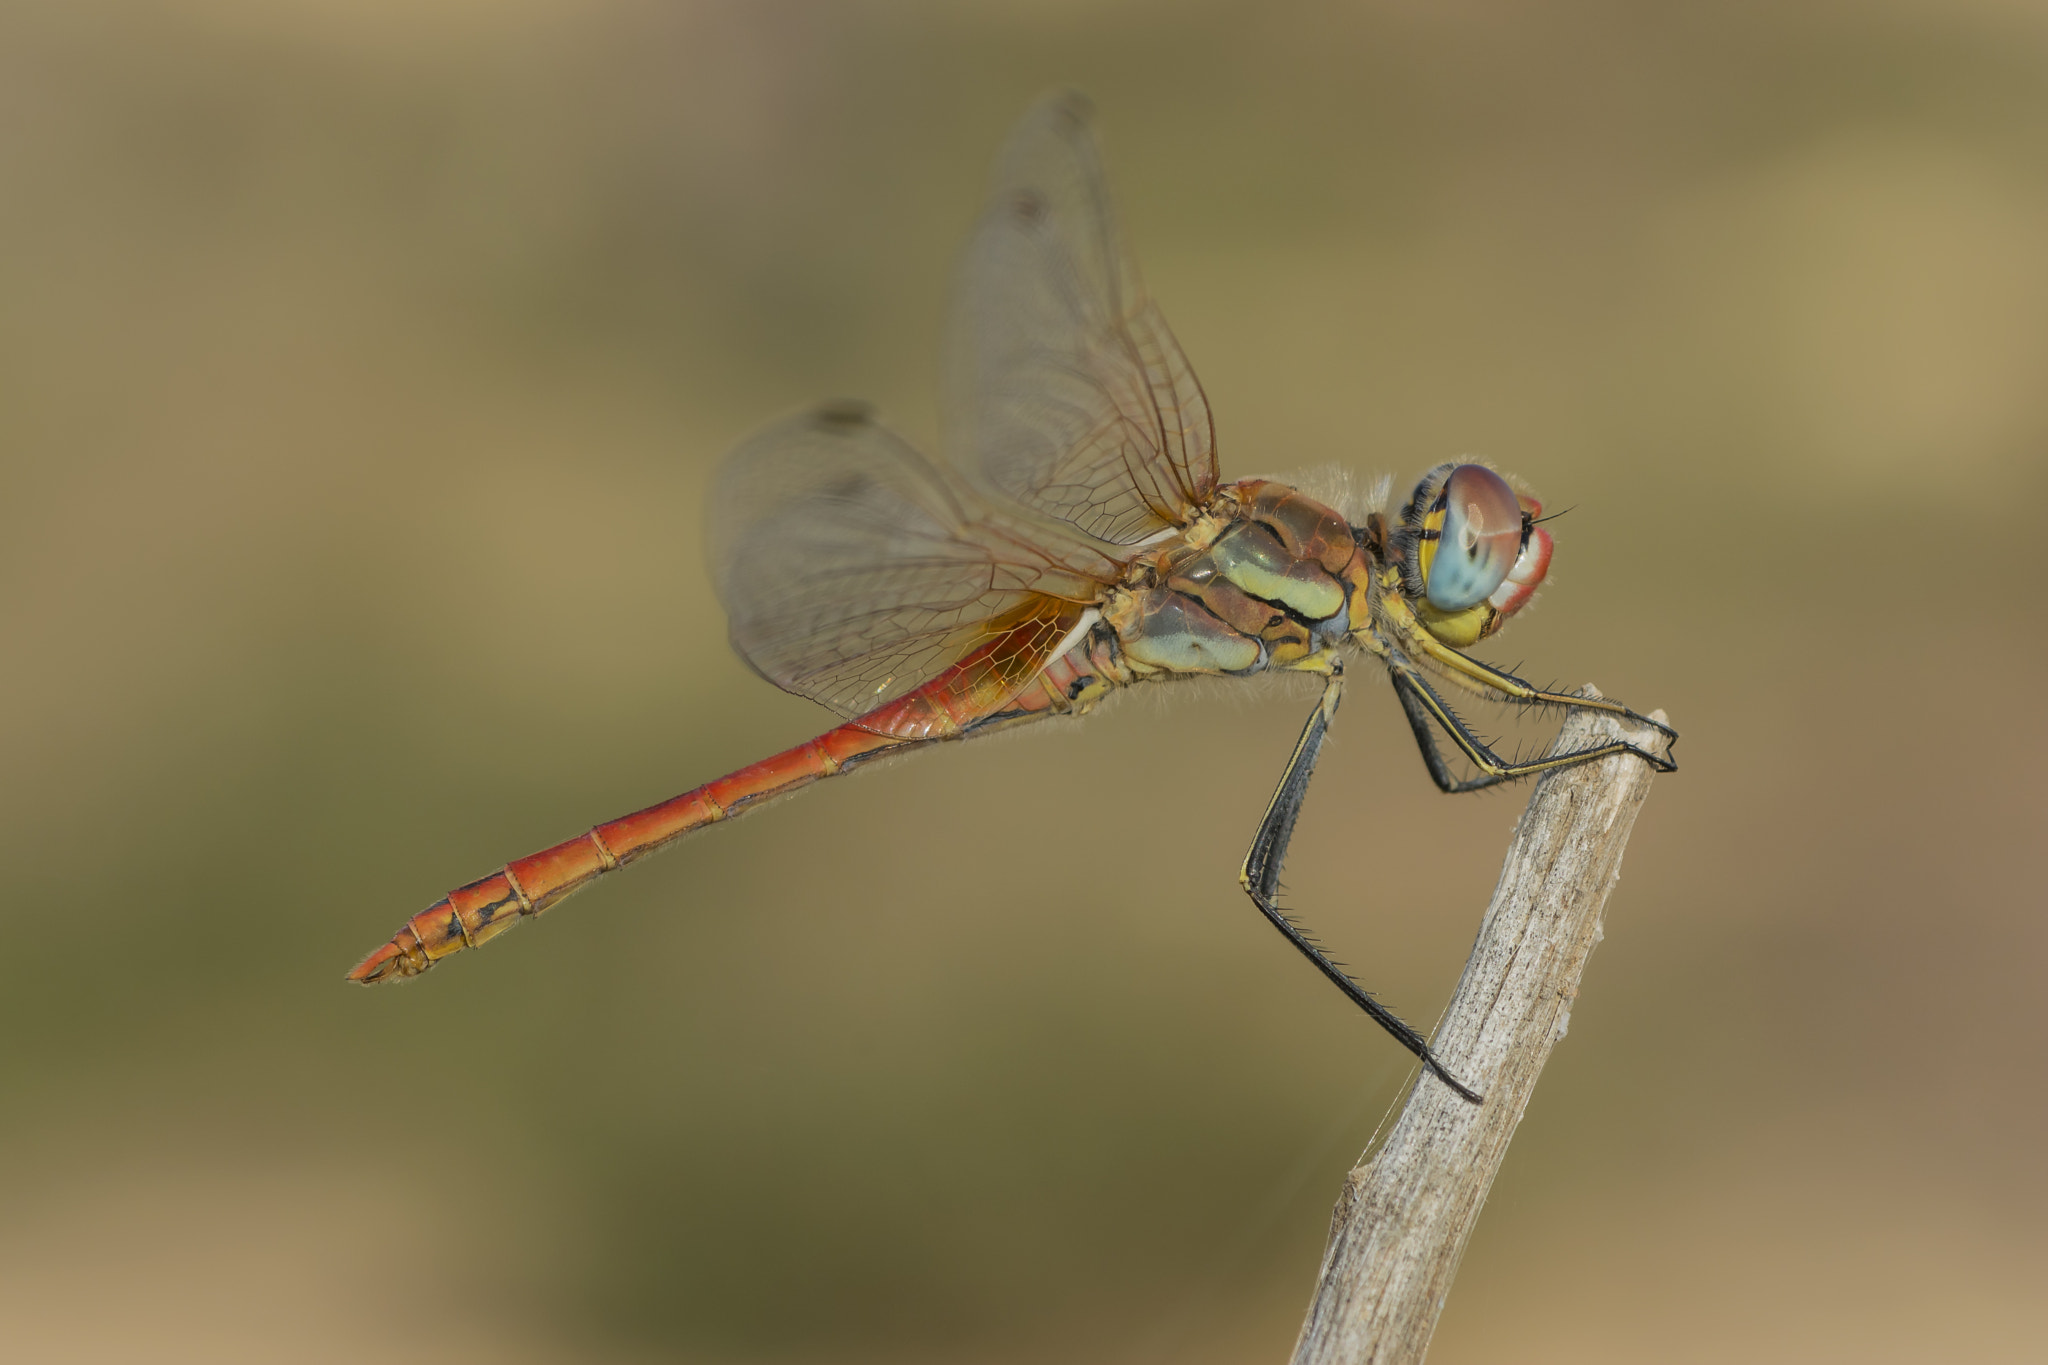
(1390, 661), (1674, 786)
(1381, 598), (1679, 761)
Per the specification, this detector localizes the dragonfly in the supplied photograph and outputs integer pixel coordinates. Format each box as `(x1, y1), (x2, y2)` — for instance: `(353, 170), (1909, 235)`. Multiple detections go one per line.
(349, 93), (1677, 1102)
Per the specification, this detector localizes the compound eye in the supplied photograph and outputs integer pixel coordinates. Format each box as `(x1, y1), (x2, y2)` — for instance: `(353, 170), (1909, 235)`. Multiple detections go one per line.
(1424, 465), (1523, 611)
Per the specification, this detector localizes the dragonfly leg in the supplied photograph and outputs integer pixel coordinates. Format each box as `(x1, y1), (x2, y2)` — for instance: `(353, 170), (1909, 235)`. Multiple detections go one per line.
(1392, 662), (1674, 782)
(1239, 664), (1484, 1104)
(1383, 599), (1679, 763)
(1391, 670), (1530, 795)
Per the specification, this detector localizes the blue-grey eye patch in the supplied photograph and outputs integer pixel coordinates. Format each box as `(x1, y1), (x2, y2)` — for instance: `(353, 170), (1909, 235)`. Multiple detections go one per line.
(1422, 465), (1523, 611)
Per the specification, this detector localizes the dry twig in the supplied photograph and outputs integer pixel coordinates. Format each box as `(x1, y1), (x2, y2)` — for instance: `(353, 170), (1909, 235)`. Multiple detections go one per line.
(1290, 694), (1670, 1365)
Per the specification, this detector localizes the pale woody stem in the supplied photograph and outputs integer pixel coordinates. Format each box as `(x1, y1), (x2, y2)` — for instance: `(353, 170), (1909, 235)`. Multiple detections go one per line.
(1291, 693), (1668, 1365)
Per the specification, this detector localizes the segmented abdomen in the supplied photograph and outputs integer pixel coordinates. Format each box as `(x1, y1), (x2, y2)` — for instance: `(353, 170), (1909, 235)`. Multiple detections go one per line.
(348, 599), (1100, 983)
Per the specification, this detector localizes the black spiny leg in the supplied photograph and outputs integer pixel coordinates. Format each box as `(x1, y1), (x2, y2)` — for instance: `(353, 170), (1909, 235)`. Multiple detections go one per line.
(1391, 612), (1679, 764)
(1239, 665), (1484, 1104)
(1395, 664), (1674, 783)
(1393, 671), (1530, 795)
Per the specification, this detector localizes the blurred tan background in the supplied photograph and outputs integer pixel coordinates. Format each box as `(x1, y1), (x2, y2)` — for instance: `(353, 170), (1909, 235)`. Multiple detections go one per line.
(4, 1), (2045, 1361)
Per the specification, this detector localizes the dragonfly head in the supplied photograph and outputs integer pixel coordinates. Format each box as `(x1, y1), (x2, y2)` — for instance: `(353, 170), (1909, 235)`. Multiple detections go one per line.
(1391, 463), (1553, 647)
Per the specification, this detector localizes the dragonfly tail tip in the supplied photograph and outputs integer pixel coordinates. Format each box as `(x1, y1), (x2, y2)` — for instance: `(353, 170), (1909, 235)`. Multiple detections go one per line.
(346, 939), (425, 986)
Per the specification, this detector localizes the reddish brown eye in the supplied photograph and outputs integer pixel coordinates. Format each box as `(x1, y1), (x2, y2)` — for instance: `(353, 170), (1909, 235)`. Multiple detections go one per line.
(1425, 465), (1522, 611)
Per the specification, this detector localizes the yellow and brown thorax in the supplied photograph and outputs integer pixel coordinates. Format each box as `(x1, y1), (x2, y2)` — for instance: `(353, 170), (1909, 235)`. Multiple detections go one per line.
(1092, 462), (1556, 687)
(1099, 479), (1368, 678)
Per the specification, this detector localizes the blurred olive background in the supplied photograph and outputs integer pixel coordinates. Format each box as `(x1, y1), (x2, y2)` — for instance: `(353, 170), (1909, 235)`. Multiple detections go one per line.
(4, 1), (2046, 1361)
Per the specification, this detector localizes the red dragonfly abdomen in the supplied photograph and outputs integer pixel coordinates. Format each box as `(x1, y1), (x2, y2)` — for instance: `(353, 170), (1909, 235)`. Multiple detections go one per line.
(349, 600), (1097, 984)
(345, 724), (900, 983)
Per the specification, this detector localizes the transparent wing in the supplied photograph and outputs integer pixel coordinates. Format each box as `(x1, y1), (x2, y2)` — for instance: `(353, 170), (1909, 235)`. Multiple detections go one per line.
(710, 402), (1117, 717)
(947, 92), (1219, 545)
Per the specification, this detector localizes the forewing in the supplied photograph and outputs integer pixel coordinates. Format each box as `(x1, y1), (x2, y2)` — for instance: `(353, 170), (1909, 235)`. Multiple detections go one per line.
(947, 92), (1219, 545)
(710, 402), (1112, 717)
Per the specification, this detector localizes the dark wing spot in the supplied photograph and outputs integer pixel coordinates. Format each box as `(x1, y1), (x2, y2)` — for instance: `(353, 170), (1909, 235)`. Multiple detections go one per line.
(1010, 190), (1048, 226)
(813, 399), (874, 428)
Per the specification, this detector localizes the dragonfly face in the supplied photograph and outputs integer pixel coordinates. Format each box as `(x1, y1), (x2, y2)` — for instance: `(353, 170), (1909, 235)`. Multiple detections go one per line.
(350, 93), (1676, 1103)
(1385, 462), (1555, 649)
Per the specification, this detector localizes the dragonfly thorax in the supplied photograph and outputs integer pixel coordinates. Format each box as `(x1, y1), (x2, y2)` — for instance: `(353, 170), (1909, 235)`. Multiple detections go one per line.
(1101, 479), (1365, 679)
